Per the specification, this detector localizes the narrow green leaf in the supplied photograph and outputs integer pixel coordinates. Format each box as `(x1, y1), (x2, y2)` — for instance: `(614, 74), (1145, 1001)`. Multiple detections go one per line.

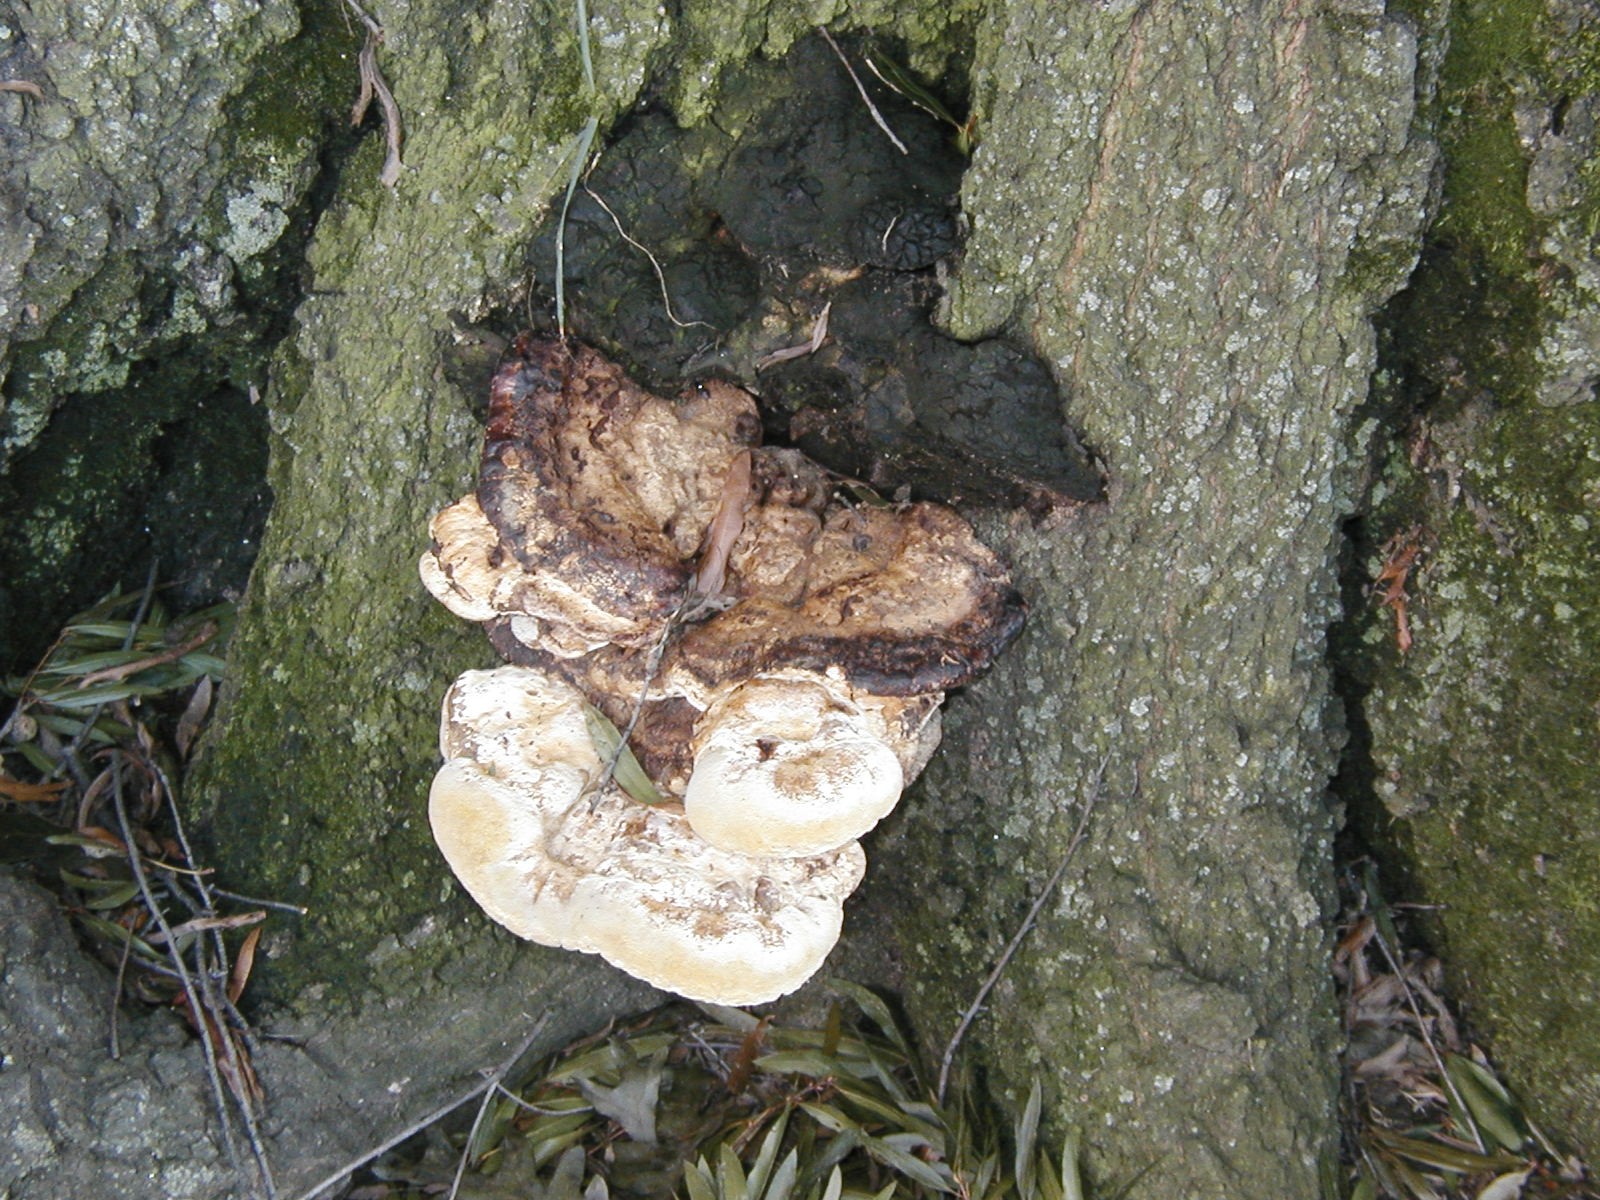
(583, 704), (668, 806)
(1370, 1129), (1518, 1173)
(1445, 1056), (1529, 1152)
(83, 880), (142, 909)
(828, 980), (913, 1059)
(527, 1109), (595, 1143)
(758, 1051), (869, 1081)
(862, 1135), (955, 1194)
(763, 1150), (801, 1200)
(467, 1093), (518, 1164)
(1350, 1177), (1379, 1200)
(858, 1038), (914, 1105)
(821, 1166), (843, 1200)
(555, 117), (600, 338)
(36, 649), (152, 677)
(74, 912), (163, 961)
(179, 652), (229, 678)
(799, 1102), (858, 1135)
(532, 1126), (591, 1169)
(833, 1080), (939, 1137)
(748, 1109), (792, 1198)
(1060, 1129), (1084, 1200)
(967, 1153), (998, 1200)
(719, 1142), (749, 1200)
(1014, 1081), (1042, 1200)
(548, 1144), (588, 1200)
(10, 740), (58, 773)
(684, 1158), (718, 1200)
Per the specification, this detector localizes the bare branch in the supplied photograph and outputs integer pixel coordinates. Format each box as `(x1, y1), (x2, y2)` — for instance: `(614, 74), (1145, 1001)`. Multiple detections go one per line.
(285, 1014), (551, 1200)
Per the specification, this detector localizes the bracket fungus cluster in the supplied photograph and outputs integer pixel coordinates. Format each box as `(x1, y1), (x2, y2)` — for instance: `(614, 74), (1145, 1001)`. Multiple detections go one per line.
(421, 336), (1025, 1004)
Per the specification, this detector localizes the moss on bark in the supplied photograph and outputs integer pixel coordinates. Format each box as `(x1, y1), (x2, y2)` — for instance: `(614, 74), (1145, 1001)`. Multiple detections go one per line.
(1348, 0), (1600, 1153)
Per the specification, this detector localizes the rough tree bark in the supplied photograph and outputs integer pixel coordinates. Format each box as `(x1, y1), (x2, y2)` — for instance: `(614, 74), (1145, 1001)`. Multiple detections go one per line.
(1, 0), (1436, 1195)
(864, 2), (1434, 1193)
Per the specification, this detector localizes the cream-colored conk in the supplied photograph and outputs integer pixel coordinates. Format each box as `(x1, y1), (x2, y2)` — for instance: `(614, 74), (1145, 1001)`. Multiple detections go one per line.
(684, 675), (907, 857)
(429, 665), (866, 1006)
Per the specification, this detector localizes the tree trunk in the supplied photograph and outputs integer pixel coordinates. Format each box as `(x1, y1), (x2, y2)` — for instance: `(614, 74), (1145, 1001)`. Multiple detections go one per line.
(2, 0), (1435, 1195)
(863, 2), (1434, 1193)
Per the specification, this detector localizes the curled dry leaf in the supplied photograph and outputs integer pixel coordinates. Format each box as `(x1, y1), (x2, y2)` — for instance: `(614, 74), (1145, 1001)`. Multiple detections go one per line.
(175, 675), (214, 760)
(1373, 525), (1424, 654)
(692, 449), (752, 600)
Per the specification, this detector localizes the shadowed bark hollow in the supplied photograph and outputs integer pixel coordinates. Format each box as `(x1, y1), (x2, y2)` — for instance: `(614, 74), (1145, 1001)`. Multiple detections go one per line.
(2, 0), (1435, 1194)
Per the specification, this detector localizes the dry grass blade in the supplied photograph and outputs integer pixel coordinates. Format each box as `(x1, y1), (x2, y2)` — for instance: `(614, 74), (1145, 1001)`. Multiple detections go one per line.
(584, 186), (712, 331)
(818, 27), (907, 155)
(756, 304), (832, 370)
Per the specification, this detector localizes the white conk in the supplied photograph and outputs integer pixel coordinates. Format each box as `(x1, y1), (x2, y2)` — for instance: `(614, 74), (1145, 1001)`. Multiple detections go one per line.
(684, 676), (905, 857)
(428, 665), (866, 1006)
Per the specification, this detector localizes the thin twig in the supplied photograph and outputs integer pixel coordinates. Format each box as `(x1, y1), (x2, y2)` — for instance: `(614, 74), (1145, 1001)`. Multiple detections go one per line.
(583, 186), (710, 330)
(818, 27), (908, 156)
(108, 930), (133, 1059)
(286, 1014), (552, 1200)
(937, 754), (1110, 1104)
(210, 888), (310, 916)
(338, 0), (383, 34)
(150, 750), (278, 1189)
(112, 761), (252, 1192)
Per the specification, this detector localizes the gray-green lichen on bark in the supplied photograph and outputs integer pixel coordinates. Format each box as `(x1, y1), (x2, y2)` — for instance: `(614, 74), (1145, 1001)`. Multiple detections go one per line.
(1349, 0), (1600, 1153)
(862, 0), (1434, 1194)
(0, 0), (356, 663)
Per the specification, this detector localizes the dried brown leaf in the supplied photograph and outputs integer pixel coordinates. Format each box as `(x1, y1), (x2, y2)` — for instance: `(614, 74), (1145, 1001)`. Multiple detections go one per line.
(175, 675), (214, 760)
(693, 449), (752, 600)
(724, 1015), (771, 1097)
(0, 80), (43, 99)
(756, 303), (832, 370)
(353, 32), (403, 187)
(229, 925), (263, 1004)
(0, 774), (67, 803)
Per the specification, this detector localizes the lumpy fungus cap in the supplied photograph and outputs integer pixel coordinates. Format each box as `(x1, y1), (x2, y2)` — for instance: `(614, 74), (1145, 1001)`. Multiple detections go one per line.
(429, 666), (866, 1005)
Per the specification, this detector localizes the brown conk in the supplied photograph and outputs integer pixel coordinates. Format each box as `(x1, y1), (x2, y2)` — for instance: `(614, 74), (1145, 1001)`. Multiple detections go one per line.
(421, 335), (1024, 1005)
